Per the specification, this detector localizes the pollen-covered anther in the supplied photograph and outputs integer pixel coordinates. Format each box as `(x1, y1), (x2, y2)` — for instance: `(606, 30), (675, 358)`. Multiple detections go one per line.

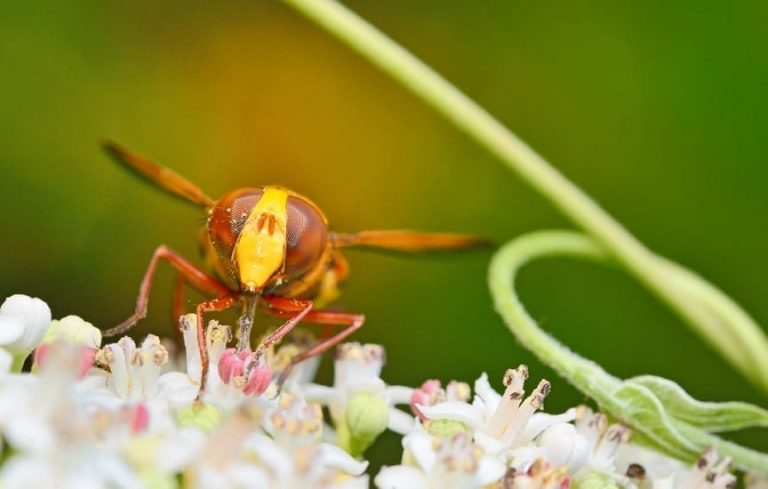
(207, 321), (231, 346)
(446, 380), (471, 402)
(94, 346), (113, 367)
(528, 379), (551, 410)
(625, 463), (646, 481)
(152, 346), (169, 365)
(335, 342), (385, 364)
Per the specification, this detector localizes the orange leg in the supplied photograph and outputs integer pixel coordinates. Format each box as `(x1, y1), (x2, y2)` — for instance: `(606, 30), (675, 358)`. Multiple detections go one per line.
(262, 296), (365, 388)
(104, 245), (230, 337)
(196, 294), (238, 400)
(256, 298), (314, 351)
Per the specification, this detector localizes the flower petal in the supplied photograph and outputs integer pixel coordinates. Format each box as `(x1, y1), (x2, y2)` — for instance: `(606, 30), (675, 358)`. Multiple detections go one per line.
(375, 465), (429, 489)
(473, 372), (501, 413)
(317, 443), (369, 475)
(519, 408), (577, 444)
(0, 347), (13, 374)
(388, 408), (415, 435)
(416, 401), (483, 429)
(0, 317), (24, 346)
(476, 455), (507, 485)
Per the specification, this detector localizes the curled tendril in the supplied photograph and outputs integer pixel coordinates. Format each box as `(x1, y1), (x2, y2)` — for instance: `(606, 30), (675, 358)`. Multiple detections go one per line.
(281, 0), (768, 474)
(489, 230), (768, 474)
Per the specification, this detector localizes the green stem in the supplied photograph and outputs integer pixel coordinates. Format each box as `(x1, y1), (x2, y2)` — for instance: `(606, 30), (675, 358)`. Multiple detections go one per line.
(488, 231), (621, 400)
(10, 354), (26, 373)
(281, 0), (768, 393)
(489, 231), (768, 474)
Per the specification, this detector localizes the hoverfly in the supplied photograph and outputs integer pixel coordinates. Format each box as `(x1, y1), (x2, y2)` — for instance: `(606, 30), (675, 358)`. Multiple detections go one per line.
(102, 142), (487, 397)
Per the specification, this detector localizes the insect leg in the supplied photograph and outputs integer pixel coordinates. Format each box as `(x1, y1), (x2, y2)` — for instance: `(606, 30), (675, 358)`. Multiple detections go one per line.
(257, 297), (314, 350)
(262, 296), (364, 389)
(104, 245), (230, 337)
(195, 294), (238, 400)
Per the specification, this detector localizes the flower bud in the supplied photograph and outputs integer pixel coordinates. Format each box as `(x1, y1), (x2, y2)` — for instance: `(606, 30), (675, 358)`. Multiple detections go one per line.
(218, 348), (250, 384)
(345, 393), (388, 457)
(42, 315), (101, 349)
(243, 362), (272, 396)
(575, 472), (621, 489)
(538, 422), (589, 472)
(178, 404), (221, 433)
(427, 419), (470, 438)
(0, 294), (51, 356)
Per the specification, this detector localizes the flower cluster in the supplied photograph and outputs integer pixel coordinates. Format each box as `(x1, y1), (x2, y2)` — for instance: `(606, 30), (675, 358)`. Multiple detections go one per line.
(0, 294), (764, 488)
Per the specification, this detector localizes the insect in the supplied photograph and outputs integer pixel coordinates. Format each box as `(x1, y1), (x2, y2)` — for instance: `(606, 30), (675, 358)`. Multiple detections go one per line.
(102, 141), (487, 397)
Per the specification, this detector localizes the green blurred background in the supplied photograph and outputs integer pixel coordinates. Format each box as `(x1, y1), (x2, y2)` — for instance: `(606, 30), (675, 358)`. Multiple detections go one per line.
(2, 0), (767, 461)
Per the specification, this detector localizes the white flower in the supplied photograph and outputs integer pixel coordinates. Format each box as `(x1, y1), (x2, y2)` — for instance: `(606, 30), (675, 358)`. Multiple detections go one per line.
(94, 335), (169, 402)
(303, 342), (415, 440)
(536, 421), (589, 471)
(0, 342), (86, 453)
(263, 392), (324, 449)
(156, 314), (234, 409)
(191, 401), (368, 488)
(571, 406), (631, 479)
(0, 294), (51, 364)
(416, 366), (573, 465)
(1, 448), (142, 489)
(375, 424), (505, 489)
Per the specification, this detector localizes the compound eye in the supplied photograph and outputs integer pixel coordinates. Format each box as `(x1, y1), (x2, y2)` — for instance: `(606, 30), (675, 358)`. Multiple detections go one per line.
(284, 196), (328, 278)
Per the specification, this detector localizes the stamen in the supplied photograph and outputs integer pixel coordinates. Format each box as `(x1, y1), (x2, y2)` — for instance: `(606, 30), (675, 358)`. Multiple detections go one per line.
(486, 366), (528, 438)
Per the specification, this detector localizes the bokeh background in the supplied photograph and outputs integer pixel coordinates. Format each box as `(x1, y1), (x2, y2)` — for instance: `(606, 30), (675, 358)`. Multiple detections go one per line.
(2, 0), (767, 464)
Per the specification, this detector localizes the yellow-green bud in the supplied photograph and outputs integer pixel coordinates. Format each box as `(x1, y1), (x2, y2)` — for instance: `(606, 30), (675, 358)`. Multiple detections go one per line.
(344, 393), (388, 457)
(42, 315), (101, 348)
(139, 469), (178, 489)
(575, 472), (621, 489)
(177, 403), (221, 433)
(427, 419), (469, 438)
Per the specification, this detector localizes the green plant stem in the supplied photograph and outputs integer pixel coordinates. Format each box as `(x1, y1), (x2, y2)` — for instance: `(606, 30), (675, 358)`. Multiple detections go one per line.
(11, 354), (26, 373)
(281, 0), (768, 393)
(489, 230), (768, 474)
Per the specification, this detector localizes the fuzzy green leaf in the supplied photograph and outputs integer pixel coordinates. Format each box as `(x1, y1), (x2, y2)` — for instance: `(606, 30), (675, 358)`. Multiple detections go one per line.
(630, 375), (768, 432)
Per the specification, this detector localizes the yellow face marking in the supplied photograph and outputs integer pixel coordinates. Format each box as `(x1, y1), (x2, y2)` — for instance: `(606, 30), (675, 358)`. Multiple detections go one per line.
(234, 187), (289, 292)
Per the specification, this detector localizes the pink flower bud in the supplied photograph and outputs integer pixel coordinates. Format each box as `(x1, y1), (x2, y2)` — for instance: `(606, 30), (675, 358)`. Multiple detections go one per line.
(410, 379), (443, 421)
(243, 362), (272, 396)
(218, 348), (252, 384)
